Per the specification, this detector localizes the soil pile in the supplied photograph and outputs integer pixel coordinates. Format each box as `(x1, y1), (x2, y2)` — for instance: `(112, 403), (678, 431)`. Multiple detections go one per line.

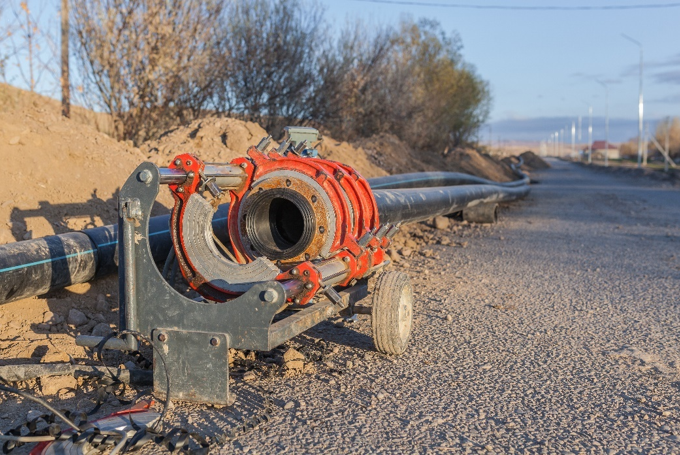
(355, 132), (517, 181)
(0, 84), (173, 245)
(519, 151), (550, 170)
(141, 117), (388, 178)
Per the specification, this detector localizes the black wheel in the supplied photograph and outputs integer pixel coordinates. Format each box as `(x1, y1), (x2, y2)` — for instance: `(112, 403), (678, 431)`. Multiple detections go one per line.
(371, 271), (413, 355)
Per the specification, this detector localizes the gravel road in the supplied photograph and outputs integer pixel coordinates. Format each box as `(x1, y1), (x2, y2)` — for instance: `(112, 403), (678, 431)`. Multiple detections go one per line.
(206, 159), (680, 454)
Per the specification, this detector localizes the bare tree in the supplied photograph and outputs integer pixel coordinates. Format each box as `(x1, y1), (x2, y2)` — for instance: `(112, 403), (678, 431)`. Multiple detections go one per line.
(655, 117), (680, 159)
(60, 0), (69, 117)
(72, 0), (225, 144)
(215, 0), (324, 134)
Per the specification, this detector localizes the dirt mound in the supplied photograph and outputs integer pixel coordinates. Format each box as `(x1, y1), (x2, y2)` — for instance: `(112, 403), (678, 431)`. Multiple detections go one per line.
(519, 151), (550, 170)
(0, 85), (173, 245)
(142, 117), (388, 178)
(355, 133), (517, 181)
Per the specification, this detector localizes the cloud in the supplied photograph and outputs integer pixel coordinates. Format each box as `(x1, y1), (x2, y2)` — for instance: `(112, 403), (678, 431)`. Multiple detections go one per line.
(621, 52), (680, 82)
(653, 69), (680, 85)
(488, 116), (668, 143)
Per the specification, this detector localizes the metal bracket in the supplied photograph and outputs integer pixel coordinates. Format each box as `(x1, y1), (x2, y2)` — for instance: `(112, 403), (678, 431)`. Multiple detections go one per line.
(152, 329), (230, 405)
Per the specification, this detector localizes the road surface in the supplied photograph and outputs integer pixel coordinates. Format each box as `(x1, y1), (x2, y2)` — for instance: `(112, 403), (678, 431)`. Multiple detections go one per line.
(201, 159), (680, 454)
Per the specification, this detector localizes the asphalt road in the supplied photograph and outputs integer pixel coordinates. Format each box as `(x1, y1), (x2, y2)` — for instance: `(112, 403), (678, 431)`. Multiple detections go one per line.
(205, 159), (680, 454)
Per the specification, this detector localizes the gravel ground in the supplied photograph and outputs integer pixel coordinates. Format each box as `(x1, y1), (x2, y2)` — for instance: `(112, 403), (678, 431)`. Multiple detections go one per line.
(3, 159), (680, 454)
(207, 158), (680, 454)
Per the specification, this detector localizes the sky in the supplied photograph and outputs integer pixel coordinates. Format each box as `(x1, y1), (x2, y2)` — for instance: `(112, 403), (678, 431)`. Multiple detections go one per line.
(320, 0), (680, 143)
(2, 0), (679, 144)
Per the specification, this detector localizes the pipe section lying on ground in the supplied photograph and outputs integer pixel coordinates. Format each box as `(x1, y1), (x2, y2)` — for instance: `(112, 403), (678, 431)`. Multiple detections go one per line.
(0, 167), (529, 305)
(374, 184), (530, 225)
(0, 205), (230, 304)
(368, 171), (528, 190)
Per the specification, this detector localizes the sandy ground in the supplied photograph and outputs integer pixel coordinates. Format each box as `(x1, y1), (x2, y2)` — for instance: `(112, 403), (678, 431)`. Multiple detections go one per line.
(3, 159), (676, 453)
(192, 158), (679, 454)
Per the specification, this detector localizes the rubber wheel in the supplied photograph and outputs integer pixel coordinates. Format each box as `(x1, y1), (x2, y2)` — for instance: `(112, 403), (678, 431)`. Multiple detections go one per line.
(371, 271), (413, 355)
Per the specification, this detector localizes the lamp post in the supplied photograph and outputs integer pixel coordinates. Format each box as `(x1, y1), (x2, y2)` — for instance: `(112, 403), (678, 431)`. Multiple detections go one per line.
(622, 34), (644, 167)
(596, 79), (610, 167)
(587, 106), (593, 164)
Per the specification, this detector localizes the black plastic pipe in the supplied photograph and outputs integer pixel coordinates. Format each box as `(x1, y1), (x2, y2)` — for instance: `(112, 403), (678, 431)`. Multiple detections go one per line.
(373, 183), (530, 225)
(0, 205), (230, 304)
(368, 171), (528, 190)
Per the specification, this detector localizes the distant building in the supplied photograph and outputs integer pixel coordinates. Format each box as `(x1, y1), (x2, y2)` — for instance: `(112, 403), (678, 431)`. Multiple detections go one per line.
(589, 140), (620, 160)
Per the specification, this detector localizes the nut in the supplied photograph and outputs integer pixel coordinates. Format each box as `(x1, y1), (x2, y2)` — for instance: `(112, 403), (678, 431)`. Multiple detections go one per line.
(209, 337), (220, 347)
(138, 169), (153, 183)
(263, 289), (278, 303)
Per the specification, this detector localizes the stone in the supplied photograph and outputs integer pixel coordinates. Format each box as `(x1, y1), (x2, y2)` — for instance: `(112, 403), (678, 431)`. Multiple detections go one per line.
(40, 375), (77, 396)
(445, 315), (453, 323)
(22, 230), (33, 240)
(284, 401), (295, 410)
(387, 248), (400, 262)
(376, 391), (386, 400)
(27, 410), (43, 421)
(399, 247), (413, 257)
(95, 294), (109, 313)
(67, 309), (89, 327)
(283, 348), (305, 371)
(92, 313), (107, 323)
(41, 350), (70, 363)
(8, 136), (20, 145)
(433, 216), (450, 230)
(37, 323), (51, 331)
(405, 239), (418, 249)
(91, 322), (113, 337)
(243, 371), (256, 381)
(122, 361), (137, 370)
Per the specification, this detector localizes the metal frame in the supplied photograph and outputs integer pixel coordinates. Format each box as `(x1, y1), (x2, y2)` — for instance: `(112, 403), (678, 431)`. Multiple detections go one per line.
(76, 163), (368, 404)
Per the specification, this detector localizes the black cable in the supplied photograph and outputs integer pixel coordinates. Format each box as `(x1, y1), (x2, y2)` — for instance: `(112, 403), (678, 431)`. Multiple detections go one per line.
(0, 383), (83, 432)
(352, 0), (680, 10)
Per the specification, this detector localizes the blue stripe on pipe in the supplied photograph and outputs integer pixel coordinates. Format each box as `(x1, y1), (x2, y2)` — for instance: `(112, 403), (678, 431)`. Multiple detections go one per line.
(0, 250), (97, 273)
(0, 216), (229, 274)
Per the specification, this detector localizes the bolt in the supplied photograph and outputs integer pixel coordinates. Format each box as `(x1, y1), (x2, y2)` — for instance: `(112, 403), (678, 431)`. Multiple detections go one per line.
(303, 270), (310, 276)
(187, 171), (195, 179)
(177, 187), (184, 193)
(186, 160), (192, 166)
(138, 169), (153, 183)
(290, 268), (299, 276)
(174, 159), (182, 166)
(158, 333), (167, 342)
(319, 226), (325, 234)
(305, 283), (314, 290)
(210, 337), (220, 347)
(294, 298), (301, 304)
(263, 289), (278, 303)
(286, 179), (292, 187)
(240, 162), (247, 168)
(343, 256), (350, 263)
(311, 195), (317, 203)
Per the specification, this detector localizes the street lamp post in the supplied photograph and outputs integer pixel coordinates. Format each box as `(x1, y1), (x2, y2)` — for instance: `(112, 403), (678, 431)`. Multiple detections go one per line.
(588, 106), (593, 164)
(596, 80), (609, 167)
(622, 34), (644, 167)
